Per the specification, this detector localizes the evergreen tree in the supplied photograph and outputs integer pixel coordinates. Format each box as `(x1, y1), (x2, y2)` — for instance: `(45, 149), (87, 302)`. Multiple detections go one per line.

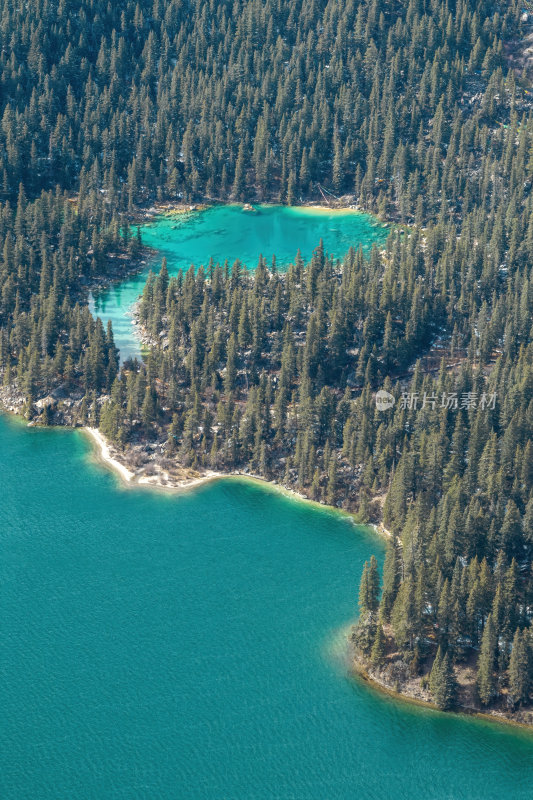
(430, 646), (457, 710)
(508, 629), (530, 706)
(477, 613), (497, 706)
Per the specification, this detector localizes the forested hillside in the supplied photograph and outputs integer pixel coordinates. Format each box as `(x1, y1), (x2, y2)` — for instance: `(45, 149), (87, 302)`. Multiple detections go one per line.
(0, 0), (532, 717)
(0, 0), (524, 211)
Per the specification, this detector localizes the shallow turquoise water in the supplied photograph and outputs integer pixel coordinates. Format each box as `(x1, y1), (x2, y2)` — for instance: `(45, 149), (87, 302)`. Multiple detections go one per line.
(1, 414), (533, 799)
(90, 205), (388, 361)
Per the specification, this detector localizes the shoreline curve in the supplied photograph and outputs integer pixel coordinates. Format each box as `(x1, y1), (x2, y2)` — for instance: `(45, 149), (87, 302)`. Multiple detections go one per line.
(81, 425), (385, 534)
(349, 637), (533, 734)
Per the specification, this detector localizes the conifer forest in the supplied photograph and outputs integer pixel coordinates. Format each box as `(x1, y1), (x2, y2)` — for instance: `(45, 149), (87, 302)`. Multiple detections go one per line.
(0, 0), (533, 718)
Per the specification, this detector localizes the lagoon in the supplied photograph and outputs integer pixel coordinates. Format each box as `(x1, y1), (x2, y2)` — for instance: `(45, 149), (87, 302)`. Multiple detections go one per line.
(90, 204), (389, 361)
(1, 414), (533, 799)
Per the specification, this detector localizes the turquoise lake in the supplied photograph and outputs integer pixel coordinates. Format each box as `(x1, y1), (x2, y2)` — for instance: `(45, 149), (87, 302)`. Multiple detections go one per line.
(4, 205), (533, 796)
(90, 204), (389, 361)
(1, 413), (533, 799)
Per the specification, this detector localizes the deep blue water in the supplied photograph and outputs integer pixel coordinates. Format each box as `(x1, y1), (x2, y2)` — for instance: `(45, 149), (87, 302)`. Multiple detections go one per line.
(1, 415), (533, 799)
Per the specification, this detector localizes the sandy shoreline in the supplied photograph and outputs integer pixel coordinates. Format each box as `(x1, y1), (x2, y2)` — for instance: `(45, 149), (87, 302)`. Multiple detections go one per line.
(371, 522), (392, 539)
(81, 426), (382, 531)
(82, 425), (322, 501)
(0, 394), (377, 524)
(83, 427), (222, 492)
(5, 407), (531, 731)
(84, 428), (135, 483)
(147, 200), (372, 220)
(82, 425), (302, 496)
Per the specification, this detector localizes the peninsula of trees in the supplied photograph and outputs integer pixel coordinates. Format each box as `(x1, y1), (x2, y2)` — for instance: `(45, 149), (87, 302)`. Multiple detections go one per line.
(0, 0), (532, 721)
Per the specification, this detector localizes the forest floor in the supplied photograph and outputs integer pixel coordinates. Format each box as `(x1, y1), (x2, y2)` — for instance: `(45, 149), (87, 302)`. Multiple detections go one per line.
(505, 19), (533, 81)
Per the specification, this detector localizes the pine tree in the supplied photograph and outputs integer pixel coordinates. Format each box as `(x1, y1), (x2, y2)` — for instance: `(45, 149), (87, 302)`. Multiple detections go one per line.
(367, 555), (380, 612)
(326, 456), (337, 505)
(477, 613), (497, 706)
(358, 555), (380, 615)
(391, 575), (417, 652)
(508, 629), (530, 706)
(380, 537), (401, 621)
(358, 561), (371, 614)
(141, 385), (157, 425)
(0, 0), (531, 721)
(429, 646), (457, 710)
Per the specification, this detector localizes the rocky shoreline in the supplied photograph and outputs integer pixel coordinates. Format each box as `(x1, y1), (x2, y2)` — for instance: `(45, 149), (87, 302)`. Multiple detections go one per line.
(0, 383), (25, 415)
(350, 628), (533, 730)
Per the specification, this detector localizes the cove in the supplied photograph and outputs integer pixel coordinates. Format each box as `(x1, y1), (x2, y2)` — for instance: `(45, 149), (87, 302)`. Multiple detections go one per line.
(90, 204), (389, 361)
(1, 413), (533, 799)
